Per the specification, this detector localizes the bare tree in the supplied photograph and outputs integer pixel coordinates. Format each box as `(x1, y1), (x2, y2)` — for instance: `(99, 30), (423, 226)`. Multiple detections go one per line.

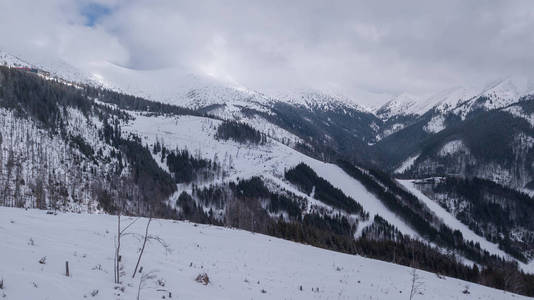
(132, 217), (152, 278)
(409, 267), (423, 300)
(409, 244), (423, 300)
(114, 208), (121, 284)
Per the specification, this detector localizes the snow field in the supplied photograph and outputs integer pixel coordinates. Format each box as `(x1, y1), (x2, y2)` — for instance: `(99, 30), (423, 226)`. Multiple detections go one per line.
(0, 207), (529, 300)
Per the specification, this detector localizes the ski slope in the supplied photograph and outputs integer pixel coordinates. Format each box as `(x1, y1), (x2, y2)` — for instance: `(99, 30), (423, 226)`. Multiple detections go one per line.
(397, 179), (534, 272)
(0, 207), (528, 300)
(122, 113), (418, 237)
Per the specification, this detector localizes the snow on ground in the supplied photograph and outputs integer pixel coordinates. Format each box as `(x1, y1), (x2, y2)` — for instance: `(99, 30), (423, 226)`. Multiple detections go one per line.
(0, 51), (30, 68)
(375, 93), (419, 120)
(205, 104), (303, 145)
(395, 154), (419, 174)
(426, 87), (478, 114)
(306, 160), (419, 237)
(378, 123), (406, 140)
(272, 89), (372, 113)
(122, 113), (418, 237)
(438, 140), (469, 156)
(0, 207), (529, 300)
(238, 115), (302, 146)
(397, 179), (534, 272)
(423, 114), (446, 133)
(481, 77), (529, 108)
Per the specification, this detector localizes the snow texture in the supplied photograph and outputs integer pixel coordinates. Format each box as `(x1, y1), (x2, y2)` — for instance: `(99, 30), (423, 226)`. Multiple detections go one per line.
(0, 207), (529, 300)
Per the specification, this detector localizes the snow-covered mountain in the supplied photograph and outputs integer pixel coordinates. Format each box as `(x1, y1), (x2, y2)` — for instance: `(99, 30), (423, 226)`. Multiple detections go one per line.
(374, 93), (420, 120)
(376, 78), (534, 123)
(451, 77), (534, 119)
(0, 51), (30, 68)
(2, 48), (534, 298)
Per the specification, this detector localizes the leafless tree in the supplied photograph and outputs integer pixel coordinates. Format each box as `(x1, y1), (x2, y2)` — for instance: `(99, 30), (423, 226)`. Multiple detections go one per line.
(132, 217), (152, 278)
(114, 207), (121, 284)
(409, 244), (423, 300)
(409, 267), (423, 300)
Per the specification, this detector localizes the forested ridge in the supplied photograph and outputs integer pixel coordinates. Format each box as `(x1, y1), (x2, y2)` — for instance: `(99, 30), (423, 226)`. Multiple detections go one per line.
(1, 66), (534, 297)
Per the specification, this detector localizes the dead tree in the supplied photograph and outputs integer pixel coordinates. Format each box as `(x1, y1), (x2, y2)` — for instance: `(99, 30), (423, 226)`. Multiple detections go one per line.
(132, 217), (152, 278)
(114, 208), (121, 284)
(409, 243), (423, 300)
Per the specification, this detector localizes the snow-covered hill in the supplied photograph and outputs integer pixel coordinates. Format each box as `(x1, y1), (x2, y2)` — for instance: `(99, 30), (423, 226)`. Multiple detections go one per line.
(0, 207), (528, 300)
(2, 49), (534, 294)
(397, 179), (534, 272)
(122, 112), (416, 237)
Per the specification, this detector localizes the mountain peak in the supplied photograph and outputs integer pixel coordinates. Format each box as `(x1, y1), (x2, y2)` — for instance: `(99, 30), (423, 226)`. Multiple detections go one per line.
(374, 93), (419, 120)
(481, 76), (529, 104)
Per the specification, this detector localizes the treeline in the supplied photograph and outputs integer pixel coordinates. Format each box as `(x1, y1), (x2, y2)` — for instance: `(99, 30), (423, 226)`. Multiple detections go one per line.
(215, 120), (267, 144)
(361, 215), (403, 241)
(84, 85), (201, 117)
(259, 101), (378, 165)
(421, 176), (534, 262)
(153, 141), (219, 183)
(171, 175), (534, 297)
(0, 67), (179, 216)
(268, 193), (306, 220)
(100, 120), (176, 214)
(266, 215), (534, 296)
(285, 163), (368, 218)
(336, 159), (523, 265)
(0, 66), (126, 130)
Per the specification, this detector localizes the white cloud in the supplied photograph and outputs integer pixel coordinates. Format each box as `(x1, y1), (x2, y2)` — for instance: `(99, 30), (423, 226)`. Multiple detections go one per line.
(2, 0), (534, 106)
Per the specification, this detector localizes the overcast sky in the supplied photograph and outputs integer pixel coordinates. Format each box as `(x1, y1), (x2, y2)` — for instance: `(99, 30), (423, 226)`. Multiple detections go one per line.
(1, 0), (534, 106)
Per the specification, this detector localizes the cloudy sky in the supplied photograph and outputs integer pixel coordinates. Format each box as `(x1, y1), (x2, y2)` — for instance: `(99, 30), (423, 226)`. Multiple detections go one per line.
(1, 0), (534, 106)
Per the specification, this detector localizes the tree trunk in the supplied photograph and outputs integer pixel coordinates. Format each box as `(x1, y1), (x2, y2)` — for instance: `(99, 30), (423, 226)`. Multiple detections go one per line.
(132, 217), (152, 278)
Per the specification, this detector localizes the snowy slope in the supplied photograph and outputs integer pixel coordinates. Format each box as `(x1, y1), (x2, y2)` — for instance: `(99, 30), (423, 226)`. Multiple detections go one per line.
(450, 77), (533, 119)
(374, 93), (419, 120)
(88, 60), (259, 108)
(0, 51), (30, 68)
(374, 88), (477, 121)
(425, 87), (478, 114)
(0, 207), (528, 300)
(122, 113), (418, 237)
(273, 89), (372, 113)
(397, 179), (534, 272)
(376, 78), (534, 122)
(481, 77), (530, 107)
(0, 107), (120, 212)
(394, 154), (420, 174)
(0, 50), (99, 86)
(504, 105), (534, 127)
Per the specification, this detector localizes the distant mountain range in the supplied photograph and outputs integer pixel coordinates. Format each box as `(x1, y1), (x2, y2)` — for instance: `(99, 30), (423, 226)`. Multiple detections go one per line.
(2, 49), (534, 295)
